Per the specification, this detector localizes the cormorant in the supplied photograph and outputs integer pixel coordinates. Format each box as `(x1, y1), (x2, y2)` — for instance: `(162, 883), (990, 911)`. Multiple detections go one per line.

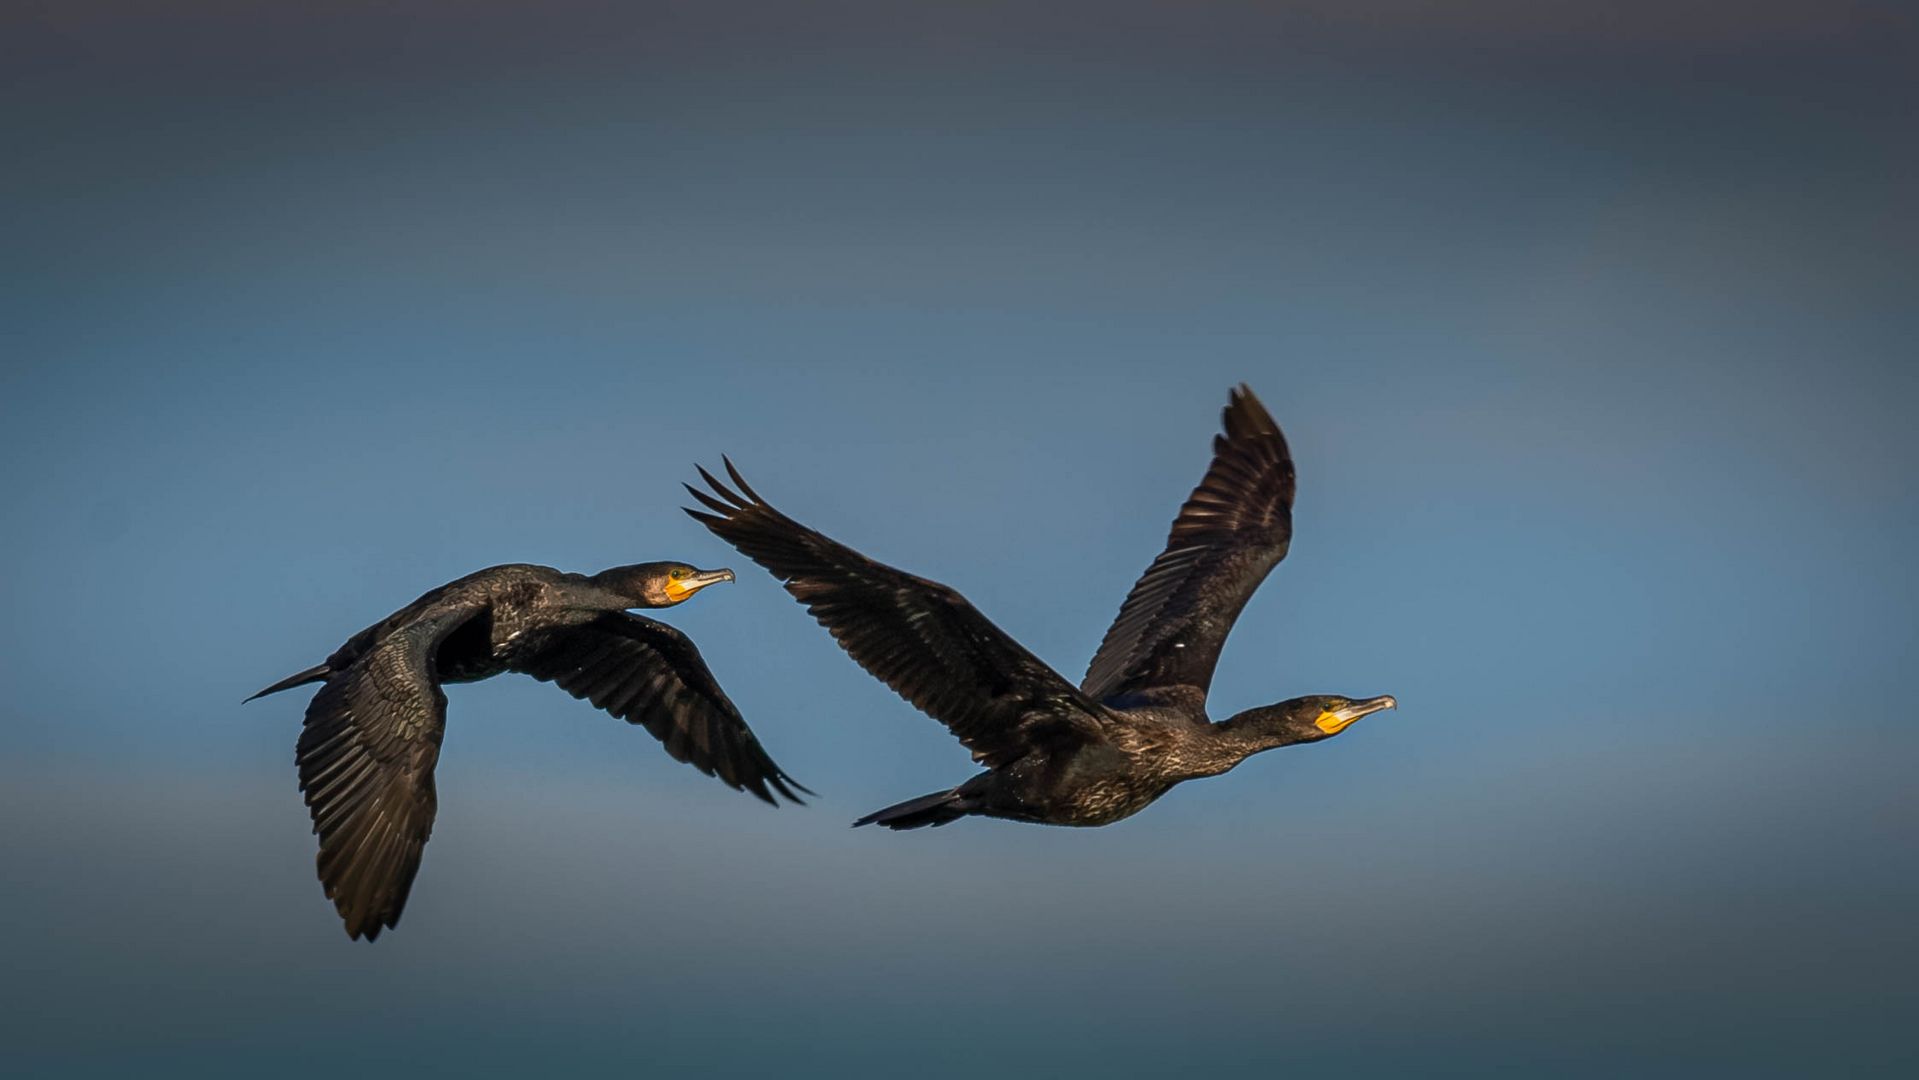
(248, 561), (807, 939)
(686, 386), (1395, 830)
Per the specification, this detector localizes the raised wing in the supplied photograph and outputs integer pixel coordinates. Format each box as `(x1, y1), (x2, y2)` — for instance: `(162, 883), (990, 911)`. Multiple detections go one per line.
(685, 459), (1105, 767)
(509, 612), (809, 805)
(1081, 385), (1296, 705)
(296, 605), (478, 941)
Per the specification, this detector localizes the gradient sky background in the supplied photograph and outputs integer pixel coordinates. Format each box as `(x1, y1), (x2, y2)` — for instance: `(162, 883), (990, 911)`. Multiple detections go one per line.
(3, 3), (1915, 1076)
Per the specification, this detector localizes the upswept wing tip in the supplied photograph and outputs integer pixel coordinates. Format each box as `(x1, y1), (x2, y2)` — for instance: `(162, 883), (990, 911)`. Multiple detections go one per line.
(686, 457), (1103, 766)
(684, 480), (735, 515)
(691, 459), (764, 513)
(693, 462), (730, 498)
(1223, 383), (1279, 438)
(721, 456), (764, 504)
(1082, 382), (1294, 700)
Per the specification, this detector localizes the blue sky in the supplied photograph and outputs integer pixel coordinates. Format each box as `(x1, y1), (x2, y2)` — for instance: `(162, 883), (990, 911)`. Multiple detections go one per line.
(3, 3), (1914, 1076)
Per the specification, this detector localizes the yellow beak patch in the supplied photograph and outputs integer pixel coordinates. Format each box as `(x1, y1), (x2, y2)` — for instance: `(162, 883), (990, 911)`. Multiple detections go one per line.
(1314, 710), (1353, 735)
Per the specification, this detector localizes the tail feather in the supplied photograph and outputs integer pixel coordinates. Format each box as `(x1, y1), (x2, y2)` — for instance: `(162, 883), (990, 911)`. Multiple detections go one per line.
(853, 788), (970, 830)
(245, 664), (331, 703)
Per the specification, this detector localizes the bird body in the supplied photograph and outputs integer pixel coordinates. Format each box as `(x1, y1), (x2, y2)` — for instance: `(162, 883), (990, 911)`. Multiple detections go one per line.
(250, 559), (805, 940)
(291, 564), (659, 687)
(688, 386), (1395, 830)
(852, 700), (1316, 828)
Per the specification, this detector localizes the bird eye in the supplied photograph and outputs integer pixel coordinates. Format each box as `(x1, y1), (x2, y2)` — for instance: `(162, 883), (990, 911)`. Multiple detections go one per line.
(669, 568), (686, 579)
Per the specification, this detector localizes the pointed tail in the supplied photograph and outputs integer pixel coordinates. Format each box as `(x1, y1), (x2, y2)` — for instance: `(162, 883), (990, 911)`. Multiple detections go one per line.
(244, 663), (330, 703)
(853, 788), (970, 830)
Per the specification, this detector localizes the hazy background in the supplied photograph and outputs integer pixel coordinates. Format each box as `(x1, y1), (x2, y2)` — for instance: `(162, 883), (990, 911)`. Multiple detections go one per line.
(4, 3), (1914, 1076)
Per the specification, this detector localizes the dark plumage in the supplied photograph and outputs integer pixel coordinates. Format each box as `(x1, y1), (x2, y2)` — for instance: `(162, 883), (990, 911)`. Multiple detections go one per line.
(248, 561), (806, 940)
(686, 385), (1395, 830)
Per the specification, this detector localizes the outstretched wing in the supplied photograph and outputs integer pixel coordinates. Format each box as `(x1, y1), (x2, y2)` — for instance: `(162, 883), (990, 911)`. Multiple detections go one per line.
(509, 612), (809, 805)
(685, 460), (1105, 767)
(1081, 385), (1296, 705)
(296, 605), (479, 941)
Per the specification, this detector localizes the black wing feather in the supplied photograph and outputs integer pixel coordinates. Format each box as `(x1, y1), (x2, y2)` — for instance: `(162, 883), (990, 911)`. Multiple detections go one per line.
(685, 459), (1104, 767)
(296, 606), (477, 941)
(509, 612), (809, 804)
(1081, 385), (1296, 704)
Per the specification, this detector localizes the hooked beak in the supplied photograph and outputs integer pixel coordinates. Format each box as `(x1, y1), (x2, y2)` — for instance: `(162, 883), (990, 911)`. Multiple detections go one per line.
(665, 567), (735, 603)
(1314, 694), (1398, 735)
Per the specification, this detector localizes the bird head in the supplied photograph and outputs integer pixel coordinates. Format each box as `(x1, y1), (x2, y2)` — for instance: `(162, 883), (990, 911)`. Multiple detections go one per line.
(594, 562), (735, 608)
(1256, 694), (1399, 745)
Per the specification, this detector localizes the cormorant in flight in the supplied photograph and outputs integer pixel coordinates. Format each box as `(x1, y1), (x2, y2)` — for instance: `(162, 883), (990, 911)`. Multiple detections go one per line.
(687, 386), (1394, 829)
(249, 561), (806, 939)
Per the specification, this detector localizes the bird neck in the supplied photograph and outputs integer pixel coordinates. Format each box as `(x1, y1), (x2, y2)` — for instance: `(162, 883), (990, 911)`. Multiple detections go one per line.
(586, 565), (664, 608)
(1212, 705), (1309, 757)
